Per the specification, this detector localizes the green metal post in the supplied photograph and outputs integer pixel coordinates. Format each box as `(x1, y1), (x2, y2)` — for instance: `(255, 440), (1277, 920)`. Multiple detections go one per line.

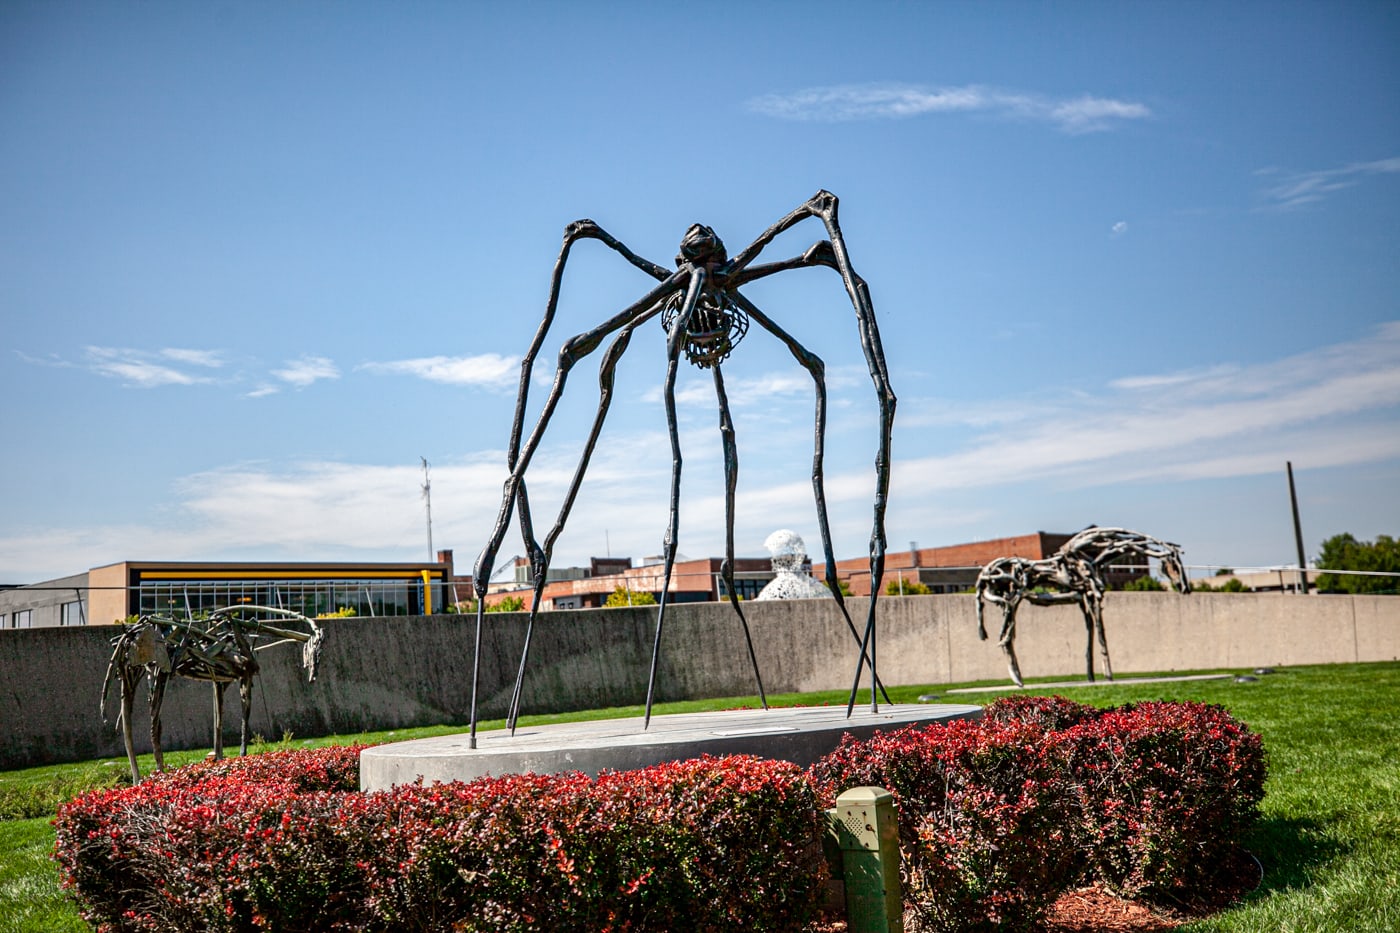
(827, 786), (903, 933)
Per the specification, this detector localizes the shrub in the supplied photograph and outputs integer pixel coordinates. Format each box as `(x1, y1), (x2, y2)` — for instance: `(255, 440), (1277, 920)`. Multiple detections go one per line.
(808, 697), (1266, 929)
(886, 577), (932, 596)
(1064, 702), (1266, 901)
(809, 718), (1082, 932)
(55, 749), (825, 933)
(979, 694), (1100, 732)
(603, 586), (657, 607)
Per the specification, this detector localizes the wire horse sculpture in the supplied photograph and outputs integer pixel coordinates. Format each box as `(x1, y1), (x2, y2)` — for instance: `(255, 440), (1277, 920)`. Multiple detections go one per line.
(975, 527), (1191, 687)
(469, 190), (896, 747)
(101, 606), (325, 782)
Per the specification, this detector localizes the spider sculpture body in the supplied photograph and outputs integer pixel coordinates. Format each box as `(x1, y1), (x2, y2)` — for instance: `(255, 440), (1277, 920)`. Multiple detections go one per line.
(101, 606), (324, 782)
(974, 527), (1191, 687)
(469, 191), (896, 744)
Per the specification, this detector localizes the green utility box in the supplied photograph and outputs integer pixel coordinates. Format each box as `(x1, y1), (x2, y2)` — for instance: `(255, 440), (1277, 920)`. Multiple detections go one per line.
(827, 786), (903, 933)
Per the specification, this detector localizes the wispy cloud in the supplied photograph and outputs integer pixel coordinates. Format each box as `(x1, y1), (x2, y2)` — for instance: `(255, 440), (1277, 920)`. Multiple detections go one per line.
(746, 83), (1150, 133)
(6, 325), (1397, 581)
(1111, 221), (1128, 237)
(898, 321), (1400, 489)
(272, 355), (340, 388)
(360, 353), (519, 388)
(652, 366), (864, 408)
(83, 346), (220, 388)
(1257, 156), (1400, 210)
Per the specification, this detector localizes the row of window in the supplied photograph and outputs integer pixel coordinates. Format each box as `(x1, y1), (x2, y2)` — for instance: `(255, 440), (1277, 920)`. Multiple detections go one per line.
(5, 600), (84, 628)
(135, 581), (438, 619)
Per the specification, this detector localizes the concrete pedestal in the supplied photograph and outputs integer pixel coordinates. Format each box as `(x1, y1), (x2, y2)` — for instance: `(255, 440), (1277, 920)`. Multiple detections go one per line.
(360, 703), (982, 792)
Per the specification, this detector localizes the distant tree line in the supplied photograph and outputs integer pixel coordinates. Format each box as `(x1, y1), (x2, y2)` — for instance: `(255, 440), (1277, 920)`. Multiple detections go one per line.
(1315, 533), (1400, 595)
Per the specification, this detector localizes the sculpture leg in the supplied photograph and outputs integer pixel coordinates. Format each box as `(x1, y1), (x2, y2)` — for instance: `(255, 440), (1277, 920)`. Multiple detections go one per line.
(713, 364), (767, 709)
(469, 276), (685, 746)
(1089, 593), (1113, 681)
(998, 603), (1026, 688)
(120, 666), (141, 784)
(644, 271), (706, 728)
(507, 323), (647, 733)
(148, 670), (168, 774)
(796, 196), (896, 716)
(734, 293), (889, 704)
(725, 192), (897, 716)
(238, 674), (253, 756)
(212, 682), (227, 759)
(1078, 593), (1100, 683)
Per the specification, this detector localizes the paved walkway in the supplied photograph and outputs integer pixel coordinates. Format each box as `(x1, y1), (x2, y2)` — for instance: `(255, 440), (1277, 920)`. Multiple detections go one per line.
(947, 673), (1234, 694)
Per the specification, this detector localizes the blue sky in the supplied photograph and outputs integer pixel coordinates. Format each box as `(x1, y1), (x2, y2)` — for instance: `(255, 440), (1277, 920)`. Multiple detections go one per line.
(3, 1), (1398, 584)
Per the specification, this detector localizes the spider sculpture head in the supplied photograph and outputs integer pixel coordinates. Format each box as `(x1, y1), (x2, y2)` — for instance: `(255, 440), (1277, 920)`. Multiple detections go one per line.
(675, 223), (727, 269)
(660, 224), (749, 369)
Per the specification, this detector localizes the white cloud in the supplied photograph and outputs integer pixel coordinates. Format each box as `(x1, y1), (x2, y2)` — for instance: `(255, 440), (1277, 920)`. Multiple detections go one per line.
(361, 353), (519, 388)
(160, 348), (224, 368)
(747, 83), (1150, 133)
(1258, 156), (1400, 210)
(8, 324), (1398, 582)
(272, 355), (340, 388)
(1111, 221), (1128, 237)
(83, 346), (215, 388)
(896, 321), (1400, 490)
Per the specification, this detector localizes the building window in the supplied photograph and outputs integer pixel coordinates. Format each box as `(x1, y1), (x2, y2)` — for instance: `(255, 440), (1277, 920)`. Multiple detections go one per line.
(11, 610), (31, 629)
(61, 600), (85, 626)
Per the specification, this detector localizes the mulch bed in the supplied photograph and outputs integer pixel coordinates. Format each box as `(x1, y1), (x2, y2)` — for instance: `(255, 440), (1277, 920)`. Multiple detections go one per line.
(809, 847), (1262, 932)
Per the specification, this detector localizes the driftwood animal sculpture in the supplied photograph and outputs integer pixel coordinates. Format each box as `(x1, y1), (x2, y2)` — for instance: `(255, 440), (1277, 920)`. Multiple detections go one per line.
(975, 527), (1190, 687)
(101, 606), (324, 782)
(471, 191), (895, 746)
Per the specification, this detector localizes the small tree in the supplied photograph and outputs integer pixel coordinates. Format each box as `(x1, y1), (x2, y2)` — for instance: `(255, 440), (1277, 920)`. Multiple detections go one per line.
(834, 579), (853, 597)
(486, 595), (525, 613)
(1119, 575), (1165, 592)
(604, 586), (657, 607)
(886, 576), (932, 596)
(1316, 533), (1400, 594)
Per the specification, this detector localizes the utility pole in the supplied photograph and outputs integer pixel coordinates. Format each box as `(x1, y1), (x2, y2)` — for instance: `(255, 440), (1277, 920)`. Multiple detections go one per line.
(421, 457), (434, 561)
(1287, 461), (1309, 594)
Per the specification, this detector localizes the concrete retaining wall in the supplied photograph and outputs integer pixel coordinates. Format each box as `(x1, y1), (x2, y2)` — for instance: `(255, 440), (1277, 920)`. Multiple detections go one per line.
(2, 593), (1395, 769)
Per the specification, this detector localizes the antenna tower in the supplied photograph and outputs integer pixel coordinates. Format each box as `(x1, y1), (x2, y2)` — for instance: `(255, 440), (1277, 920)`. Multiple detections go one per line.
(420, 457), (434, 560)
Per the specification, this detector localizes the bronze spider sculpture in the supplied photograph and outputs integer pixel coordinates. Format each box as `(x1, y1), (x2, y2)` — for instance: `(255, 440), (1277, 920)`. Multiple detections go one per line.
(974, 526), (1191, 687)
(101, 605), (324, 782)
(469, 190), (896, 745)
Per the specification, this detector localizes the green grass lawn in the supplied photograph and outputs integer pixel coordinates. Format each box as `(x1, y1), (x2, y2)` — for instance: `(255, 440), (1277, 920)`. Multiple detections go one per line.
(3, 661), (1397, 932)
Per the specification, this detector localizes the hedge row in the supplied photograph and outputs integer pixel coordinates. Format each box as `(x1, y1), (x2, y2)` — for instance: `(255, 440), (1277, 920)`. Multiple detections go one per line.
(809, 697), (1266, 931)
(54, 749), (826, 933)
(54, 698), (1265, 933)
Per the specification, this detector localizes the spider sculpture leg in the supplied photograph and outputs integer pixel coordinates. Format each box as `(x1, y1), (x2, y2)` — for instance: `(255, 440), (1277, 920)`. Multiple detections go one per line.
(642, 269), (710, 728)
(729, 191), (896, 715)
(730, 292), (890, 704)
(710, 362), (768, 711)
(468, 270), (687, 747)
(504, 321), (650, 733)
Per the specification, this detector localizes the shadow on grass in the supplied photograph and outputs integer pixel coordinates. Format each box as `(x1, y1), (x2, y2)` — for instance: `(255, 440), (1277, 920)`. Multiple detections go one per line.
(1247, 814), (1346, 896)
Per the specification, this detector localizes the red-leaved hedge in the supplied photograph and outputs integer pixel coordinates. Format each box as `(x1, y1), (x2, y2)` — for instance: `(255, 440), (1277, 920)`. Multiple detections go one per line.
(53, 699), (1264, 933)
(54, 749), (826, 933)
(808, 696), (1265, 929)
(809, 717), (1082, 932)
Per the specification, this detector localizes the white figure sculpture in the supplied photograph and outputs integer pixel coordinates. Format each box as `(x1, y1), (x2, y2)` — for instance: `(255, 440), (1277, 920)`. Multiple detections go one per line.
(756, 529), (831, 600)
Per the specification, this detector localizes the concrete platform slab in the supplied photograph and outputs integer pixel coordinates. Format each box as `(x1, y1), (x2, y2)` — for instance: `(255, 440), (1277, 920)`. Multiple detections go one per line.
(360, 703), (983, 792)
